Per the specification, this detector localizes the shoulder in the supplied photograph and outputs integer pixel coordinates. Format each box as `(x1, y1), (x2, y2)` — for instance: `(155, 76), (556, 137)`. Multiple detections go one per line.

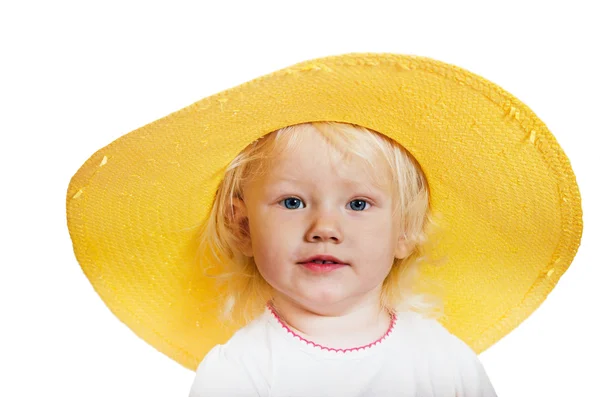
(224, 309), (273, 353)
(189, 344), (260, 396)
(392, 310), (457, 345)
(393, 311), (497, 396)
(394, 310), (471, 351)
(188, 311), (272, 396)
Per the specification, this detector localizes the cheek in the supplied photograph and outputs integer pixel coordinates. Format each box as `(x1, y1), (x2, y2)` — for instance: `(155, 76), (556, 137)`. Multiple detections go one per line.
(356, 215), (396, 245)
(352, 217), (397, 269)
(248, 212), (297, 272)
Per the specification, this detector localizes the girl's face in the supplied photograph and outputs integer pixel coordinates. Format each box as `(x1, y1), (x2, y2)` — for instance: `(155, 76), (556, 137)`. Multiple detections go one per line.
(235, 128), (411, 314)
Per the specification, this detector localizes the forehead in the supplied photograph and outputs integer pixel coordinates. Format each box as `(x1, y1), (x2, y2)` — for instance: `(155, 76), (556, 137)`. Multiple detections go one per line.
(262, 130), (391, 190)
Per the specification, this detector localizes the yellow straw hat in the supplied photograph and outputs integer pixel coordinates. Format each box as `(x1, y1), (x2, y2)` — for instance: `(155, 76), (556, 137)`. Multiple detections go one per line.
(66, 52), (583, 371)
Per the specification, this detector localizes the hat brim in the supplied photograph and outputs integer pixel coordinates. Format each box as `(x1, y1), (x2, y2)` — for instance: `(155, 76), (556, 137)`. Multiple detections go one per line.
(66, 52), (582, 370)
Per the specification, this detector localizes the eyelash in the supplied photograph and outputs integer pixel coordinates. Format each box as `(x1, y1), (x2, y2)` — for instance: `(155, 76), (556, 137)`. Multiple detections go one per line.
(277, 197), (372, 211)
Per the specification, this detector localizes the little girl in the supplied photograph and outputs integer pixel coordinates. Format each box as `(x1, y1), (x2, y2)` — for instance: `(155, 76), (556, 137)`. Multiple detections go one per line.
(67, 53), (581, 397)
(189, 121), (497, 396)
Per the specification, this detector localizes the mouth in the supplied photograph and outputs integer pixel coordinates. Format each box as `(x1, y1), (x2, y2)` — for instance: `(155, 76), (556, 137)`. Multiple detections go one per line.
(298, 254), (348, 266)
(298, 255), (349, 273)
(300, 262), (347, 273)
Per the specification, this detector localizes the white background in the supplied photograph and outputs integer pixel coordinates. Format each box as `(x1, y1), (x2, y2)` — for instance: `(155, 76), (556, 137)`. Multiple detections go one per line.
(1, 1), (598, 396)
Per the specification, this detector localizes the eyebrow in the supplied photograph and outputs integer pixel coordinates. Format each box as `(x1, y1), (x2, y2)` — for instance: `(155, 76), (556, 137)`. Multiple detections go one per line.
(269, 176), (307, 185)
(268, 176), (387, 194)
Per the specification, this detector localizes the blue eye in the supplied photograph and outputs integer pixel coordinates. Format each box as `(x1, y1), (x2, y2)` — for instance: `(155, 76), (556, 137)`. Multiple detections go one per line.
(281, 197), (304, 209)
(348, 200), (369, 211)
(279, 198), (370, 211)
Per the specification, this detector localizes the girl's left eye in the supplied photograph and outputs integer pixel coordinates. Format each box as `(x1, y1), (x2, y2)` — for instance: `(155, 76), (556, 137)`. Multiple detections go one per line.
(347, 199), (370, 211)
(278, 197), (371, 211)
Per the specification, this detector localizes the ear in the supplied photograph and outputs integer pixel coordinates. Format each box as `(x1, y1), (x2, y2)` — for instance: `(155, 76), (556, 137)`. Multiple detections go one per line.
(230, 197), (253, 257)
(394, 237), (414, 260)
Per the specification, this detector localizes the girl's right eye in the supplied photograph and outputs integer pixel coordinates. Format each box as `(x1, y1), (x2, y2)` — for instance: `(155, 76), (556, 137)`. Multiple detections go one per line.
(279, 197), (305, 209)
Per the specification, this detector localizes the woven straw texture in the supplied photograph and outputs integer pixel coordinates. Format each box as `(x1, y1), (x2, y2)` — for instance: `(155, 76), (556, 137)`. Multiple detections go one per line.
(66, 52), (582, 371)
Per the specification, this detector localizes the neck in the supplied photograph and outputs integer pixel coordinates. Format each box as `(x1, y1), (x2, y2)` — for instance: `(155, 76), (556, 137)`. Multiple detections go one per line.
(268, 293), (393, 350)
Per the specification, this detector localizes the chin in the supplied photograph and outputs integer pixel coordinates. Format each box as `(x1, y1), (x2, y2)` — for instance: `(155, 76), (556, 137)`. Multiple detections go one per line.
(298, 290), (351, 309)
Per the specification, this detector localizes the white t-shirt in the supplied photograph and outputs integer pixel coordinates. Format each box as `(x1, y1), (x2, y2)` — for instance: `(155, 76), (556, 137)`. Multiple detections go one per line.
(189, 306), (497, 397)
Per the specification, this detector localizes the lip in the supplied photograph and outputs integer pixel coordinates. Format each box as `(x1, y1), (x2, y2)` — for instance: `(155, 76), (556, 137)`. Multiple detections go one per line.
(298, 255), (349, 273)
(298, 254), (348, 265)
(301, 262), (347, 273)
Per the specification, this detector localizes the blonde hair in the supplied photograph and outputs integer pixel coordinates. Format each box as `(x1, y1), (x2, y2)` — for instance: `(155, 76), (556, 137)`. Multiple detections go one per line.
(197, 122), (444, 325)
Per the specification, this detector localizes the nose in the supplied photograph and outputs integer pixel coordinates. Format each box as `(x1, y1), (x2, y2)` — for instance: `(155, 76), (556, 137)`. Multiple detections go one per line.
(305, 212), (343, 243)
